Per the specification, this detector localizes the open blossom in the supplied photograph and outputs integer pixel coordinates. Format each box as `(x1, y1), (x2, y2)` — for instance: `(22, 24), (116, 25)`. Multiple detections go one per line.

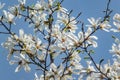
(99, 21), (111, 32)
(57, 13), (78, 33)
(109, 38), (120, 55)
(9, 54), (31, 72)
(3, 10), (15, 23)
(1, 35), (17, 60)
(9, 5), (20, 17)
(87, 17), (111, 32)
(2, 36), (16, 50)
(45, 63), (64, 79)
(86, 17), (101, 29)
(82, 27), (98, 48)
(67, 27), (98, 47)
(18, 29), (35, 49)
(111, 21), (120, 32)
(111, 13), (120, 32)
(29, 12), (47, 31)
(85, 28), (98, 47)
(66, 31), (85, 47)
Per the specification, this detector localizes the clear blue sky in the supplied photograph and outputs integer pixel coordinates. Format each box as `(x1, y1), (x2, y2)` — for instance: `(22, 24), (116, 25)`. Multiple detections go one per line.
(0, 0), (120, 80)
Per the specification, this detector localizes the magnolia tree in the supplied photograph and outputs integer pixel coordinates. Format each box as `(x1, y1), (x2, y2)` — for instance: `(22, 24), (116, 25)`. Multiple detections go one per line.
(0, 0), (120, 80)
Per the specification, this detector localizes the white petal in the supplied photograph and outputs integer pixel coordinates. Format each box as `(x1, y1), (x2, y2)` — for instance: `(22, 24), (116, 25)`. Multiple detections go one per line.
(24, 64), (31, 72)
(86, 27), (92, 35)
(90, 36), (98, 40)
(15, 65), (22, 72)
(0, 2), (5, 9)
(110, 29), (119, 32)
(50, 63), (57, 71)
(19, 29), (24, 38)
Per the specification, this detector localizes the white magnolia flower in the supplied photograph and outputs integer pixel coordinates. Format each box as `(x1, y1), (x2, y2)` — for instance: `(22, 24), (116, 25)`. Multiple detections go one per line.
(9, 5), (20, 17)
(66, 31), (84, 47)
(1, 36), (16, 50)
(57, 13), (78, 33)
(1, 35), (17, 60)
(83, 61), (96, 73)
(86, 28), (98, 47)
(51, 24), (61, 38)
(111, 13), (120, 32)
(0, 2), (5, 9)
(99, 21), (111, 32)
(3, 10), (15, 23)
(67, 27), (98, 48)
(46, 63), (64, 79)
(111, 21), (120, 32)
(29, 12), (47, 31)
(83, 27), (98, 48)
(9, 54), (31, 72)
(53, 32), (74, 51)
(70, 51), (81, 62)
(19, 29), (35, 50)
(87, 17), (111, 32)
(109, 38), (120, 55)
(86, 17), (101, 28)
(111, 58), (120, 79)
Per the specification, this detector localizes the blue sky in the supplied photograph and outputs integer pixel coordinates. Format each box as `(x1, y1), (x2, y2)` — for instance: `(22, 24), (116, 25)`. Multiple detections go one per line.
(0, 0), (120, 80)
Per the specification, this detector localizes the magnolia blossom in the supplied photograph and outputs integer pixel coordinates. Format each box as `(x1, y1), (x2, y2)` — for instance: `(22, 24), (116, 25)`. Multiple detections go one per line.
(3, 10), (15, 23)
(2, 36), (16, 50)
(111, 13), (120, 32)
(99, 21), (111, 32)
(9, 54), (31, 72)
(45, 63), (64, 79)
(57, 13), (78, 33)
(86, 17), (101, 29)
(1, 35), (17, 60)
(9, 5), (20, 17)
(51, 32), (75, 51)
(18, 29), (35, 49)
(109, 38), (120, 55)
(81, 27), (98, 48)
(87, 17), (111, 32)
(29, 12), (47, 31)
(67, 27), (98, 48)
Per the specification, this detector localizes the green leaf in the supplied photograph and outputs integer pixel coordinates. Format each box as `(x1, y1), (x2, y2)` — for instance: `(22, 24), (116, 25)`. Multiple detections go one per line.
(77, 50), (81, 53)
(84, 56), (90, 60)
(89, 50), (94, 54)
(112, 35), (116, 39)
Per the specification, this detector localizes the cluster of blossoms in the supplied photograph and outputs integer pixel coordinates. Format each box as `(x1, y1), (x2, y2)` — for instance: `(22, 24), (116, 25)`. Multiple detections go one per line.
(0, 0), (120, 80)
